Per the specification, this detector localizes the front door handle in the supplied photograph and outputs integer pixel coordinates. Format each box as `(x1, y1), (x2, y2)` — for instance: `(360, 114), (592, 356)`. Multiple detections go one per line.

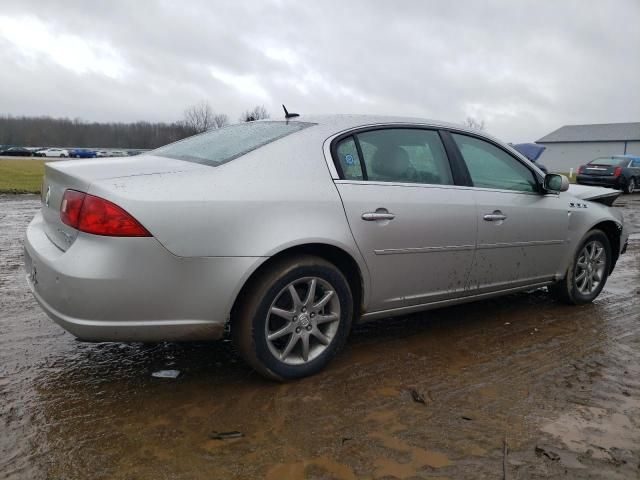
(483, 210), (507, 222)
(362, 209), (395, 221)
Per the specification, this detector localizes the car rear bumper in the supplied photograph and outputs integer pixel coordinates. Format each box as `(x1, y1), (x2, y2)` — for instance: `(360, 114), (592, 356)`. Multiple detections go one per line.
(576, 175), (622, 189)
(24, 212), (264, 342)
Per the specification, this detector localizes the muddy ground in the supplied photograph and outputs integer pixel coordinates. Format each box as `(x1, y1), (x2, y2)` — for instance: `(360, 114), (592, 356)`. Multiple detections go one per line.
(1, 194), (639, 480)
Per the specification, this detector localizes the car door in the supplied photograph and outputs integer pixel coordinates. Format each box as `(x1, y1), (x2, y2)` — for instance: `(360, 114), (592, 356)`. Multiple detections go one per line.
(332, 127), (477, 313)
(629, 159), (640, 187)
(449, 132), (568, 292)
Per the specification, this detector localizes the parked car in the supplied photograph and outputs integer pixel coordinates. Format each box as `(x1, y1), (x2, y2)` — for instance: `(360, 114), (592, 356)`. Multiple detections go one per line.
(69, 148), (97, 158)
(37, 148), (69, 158)
(0, 146), (32, 157)
(24, 115), (629, 380)
(510, 143), (548, 173)
(95, 150), (110, 157)
(109, 150), (129, 157)
(576, 155), (640, 194)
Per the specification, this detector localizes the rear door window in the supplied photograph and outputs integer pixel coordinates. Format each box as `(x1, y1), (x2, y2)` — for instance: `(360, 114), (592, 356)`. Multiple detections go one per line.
(334, 128), (454, 185)
(152, 121), (314, 166)
(588, 157), (626, 166)
(335, 136), (364, 180)
(357, 129), (453, 185)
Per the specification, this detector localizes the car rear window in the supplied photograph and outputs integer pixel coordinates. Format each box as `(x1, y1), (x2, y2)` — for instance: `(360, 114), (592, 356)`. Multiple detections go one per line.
(152, 121), (314, 166)
(588, 157), (626, 166)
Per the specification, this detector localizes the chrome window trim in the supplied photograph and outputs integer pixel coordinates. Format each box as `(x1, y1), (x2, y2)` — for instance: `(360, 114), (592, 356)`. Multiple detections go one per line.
(322, 121), (460, 181)
(334, 179), (555, 197)
(323, 122), (548, 190)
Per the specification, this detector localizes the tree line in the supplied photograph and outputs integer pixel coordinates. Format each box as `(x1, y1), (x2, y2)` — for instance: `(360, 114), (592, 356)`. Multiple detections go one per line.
(0, 104), (484, 149)
(0, 102), (270, 149)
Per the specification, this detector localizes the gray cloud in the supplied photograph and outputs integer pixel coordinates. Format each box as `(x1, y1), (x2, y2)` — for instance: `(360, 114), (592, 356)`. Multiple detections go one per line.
(0, 0), (638, 141)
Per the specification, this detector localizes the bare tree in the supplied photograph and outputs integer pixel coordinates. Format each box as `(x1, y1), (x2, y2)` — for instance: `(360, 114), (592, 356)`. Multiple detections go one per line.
(183, 101), (220, 133)
(212, 113), (229, 129)
(240, 105), (270, 122)
(463, 117), (486, 131)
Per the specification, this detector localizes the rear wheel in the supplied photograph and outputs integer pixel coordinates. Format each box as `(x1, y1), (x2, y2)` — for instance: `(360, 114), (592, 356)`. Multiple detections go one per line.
(549, 229), (611, 305)
(232, 255), (353, 381)
(624, 177), (636, 194)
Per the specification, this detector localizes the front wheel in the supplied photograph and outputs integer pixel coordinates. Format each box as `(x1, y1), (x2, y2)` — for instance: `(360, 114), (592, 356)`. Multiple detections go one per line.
(232, 255), (353, 381)
(624, 178), (636, 194)
(549, 229), (611, 305)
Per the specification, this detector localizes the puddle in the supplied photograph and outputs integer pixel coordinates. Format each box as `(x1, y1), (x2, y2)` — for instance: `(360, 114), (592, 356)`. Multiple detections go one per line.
(1, 193), (640, 479)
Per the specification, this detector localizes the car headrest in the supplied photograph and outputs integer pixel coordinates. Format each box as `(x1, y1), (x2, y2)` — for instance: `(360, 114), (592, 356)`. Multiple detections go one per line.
(371, 146), (411, 178)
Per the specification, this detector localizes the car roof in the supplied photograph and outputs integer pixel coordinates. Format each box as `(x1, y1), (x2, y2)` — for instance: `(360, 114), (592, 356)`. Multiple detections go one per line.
(595, 155), (640, 160)
(300, 115), (530, 160)
(256, 114), (508, 146)
(288, 114), (467, 132)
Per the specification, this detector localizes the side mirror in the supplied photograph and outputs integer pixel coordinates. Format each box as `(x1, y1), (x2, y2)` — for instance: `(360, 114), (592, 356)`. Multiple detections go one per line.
(543, 173), (569, 192)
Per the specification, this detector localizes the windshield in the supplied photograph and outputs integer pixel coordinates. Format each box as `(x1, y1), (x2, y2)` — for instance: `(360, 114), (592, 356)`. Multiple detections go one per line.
(588, 157), (625, 166)
(151, 121), (314, 166)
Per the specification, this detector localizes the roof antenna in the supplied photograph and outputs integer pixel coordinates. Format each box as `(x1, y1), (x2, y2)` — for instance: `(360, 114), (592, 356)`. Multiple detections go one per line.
(282, 104), (300, 119)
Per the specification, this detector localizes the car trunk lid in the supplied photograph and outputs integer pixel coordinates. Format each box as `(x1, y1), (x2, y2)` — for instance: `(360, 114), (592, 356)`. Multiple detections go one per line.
(40, 156), (203, 251)
(581, 164), (619, 176)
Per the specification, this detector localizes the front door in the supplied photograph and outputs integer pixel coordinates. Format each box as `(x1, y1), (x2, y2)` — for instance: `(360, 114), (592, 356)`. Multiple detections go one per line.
(449, 132), (568, 292)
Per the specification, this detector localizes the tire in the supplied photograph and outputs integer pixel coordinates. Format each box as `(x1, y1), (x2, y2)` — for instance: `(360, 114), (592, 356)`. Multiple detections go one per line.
(60, 154), (66, 158)
(232, 254), (353, 381)
(624, 177), (636, 194)
(549, 229), (611, 305)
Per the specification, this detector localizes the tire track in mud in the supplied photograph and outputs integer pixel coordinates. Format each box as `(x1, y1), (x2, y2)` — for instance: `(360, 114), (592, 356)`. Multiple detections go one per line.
(1, 193), (640, 479)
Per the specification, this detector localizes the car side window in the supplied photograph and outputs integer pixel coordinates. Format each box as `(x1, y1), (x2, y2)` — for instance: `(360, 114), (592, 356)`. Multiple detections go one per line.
(632, 160), (640, 167)
(354, 129), (454, 185)
(452, 133), (538, 193)
(335, 136), (364, 180)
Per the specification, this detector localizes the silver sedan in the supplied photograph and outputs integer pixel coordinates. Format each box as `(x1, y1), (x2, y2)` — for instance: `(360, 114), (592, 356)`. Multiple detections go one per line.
(24, 115), (629, 380)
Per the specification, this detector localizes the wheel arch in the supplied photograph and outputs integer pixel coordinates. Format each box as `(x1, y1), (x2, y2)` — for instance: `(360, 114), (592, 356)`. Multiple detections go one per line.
(591, 220), (622, 273)
(229, 242), (368, 330)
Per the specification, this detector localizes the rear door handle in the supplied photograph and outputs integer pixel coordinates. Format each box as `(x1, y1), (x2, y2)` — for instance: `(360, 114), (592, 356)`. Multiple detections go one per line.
(362, 210), (395, 221)
(483, 210), (507, 222)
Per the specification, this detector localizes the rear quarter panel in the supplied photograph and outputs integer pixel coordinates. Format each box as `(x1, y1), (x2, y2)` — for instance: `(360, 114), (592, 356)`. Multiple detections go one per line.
(88, 130), (367, 270)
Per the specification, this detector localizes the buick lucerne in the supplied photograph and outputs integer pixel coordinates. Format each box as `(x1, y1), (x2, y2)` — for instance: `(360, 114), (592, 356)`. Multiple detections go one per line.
(24, 115), (629, 380)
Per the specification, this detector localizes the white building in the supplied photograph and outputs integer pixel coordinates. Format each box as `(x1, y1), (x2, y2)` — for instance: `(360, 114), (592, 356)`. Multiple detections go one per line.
(536, 122), (640, 173)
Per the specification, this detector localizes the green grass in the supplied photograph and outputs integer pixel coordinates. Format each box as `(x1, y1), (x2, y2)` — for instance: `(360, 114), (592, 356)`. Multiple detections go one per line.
(0, 161), (579, 194)
(0, 159), (46, 194)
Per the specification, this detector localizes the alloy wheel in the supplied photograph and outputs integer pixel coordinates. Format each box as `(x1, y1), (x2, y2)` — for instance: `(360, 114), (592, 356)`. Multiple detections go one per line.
(265, 277), (341, 365)
(574, 240), (607, 295)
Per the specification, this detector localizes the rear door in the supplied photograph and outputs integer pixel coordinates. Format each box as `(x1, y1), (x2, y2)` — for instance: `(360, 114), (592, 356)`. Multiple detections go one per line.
(628, 158), (640, 187)
(332, 127), (477, 313)
(448, 132), (568, 292)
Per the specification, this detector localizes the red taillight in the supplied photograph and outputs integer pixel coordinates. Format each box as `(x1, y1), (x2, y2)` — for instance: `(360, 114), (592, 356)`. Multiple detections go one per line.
(613, 167), (622, 177)
(60, 190), (151, 237)
(577, 165), (584, 174)
(60, 190), (86, 229)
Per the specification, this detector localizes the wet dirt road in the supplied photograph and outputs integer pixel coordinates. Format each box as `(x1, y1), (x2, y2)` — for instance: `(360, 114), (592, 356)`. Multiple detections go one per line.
(1, 194), (639, 479)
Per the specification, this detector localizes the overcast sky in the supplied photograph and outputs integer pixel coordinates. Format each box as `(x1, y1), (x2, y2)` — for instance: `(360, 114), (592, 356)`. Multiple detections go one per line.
(0, 0), (638, 142)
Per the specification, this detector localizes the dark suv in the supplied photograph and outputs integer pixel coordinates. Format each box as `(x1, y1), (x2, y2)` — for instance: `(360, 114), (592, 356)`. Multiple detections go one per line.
(577, 155), (640, 194)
